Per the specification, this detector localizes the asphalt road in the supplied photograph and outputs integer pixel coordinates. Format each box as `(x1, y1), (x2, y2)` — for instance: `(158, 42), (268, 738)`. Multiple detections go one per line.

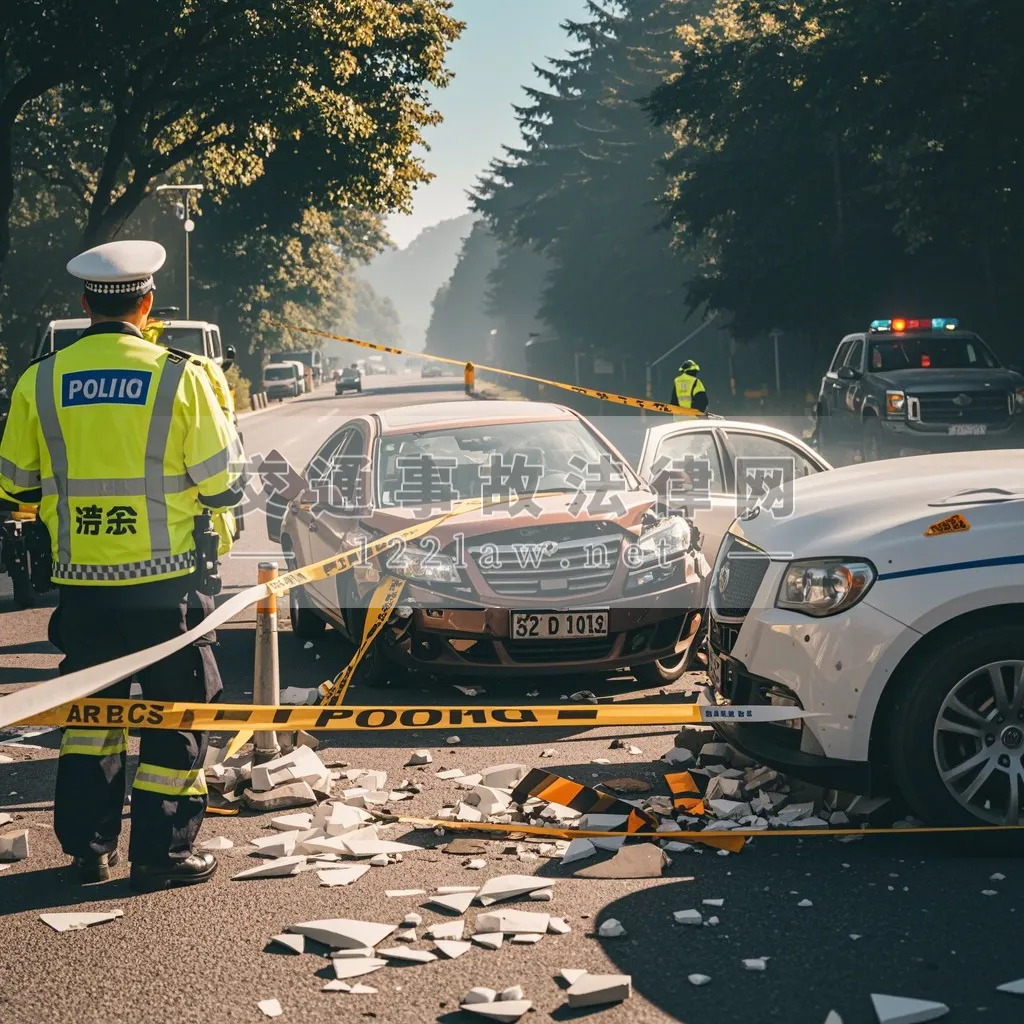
(1, 377), (1021, 1024)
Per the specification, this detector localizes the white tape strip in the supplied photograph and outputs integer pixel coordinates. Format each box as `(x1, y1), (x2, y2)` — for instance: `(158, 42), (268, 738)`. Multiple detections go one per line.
(0, 585), (267, 730)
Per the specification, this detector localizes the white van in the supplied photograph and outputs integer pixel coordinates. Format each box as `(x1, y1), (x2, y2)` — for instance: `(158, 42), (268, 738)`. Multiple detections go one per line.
(263, 362), (303, 400)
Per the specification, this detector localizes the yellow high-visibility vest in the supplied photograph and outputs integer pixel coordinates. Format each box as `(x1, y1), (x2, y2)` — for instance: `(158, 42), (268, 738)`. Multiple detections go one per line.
(0, 324), (242, 585)
(673, 371), (706, 408)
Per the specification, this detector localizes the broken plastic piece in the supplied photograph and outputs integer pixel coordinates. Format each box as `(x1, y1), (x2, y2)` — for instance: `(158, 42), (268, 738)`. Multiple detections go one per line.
(378, 947), (437, 963)
(40, 909), (124, 933)
(318, 866), (371, 887)
(688, 974), (711, 986)
(257, 999), (283, 1018)
(472, 932), (504, 950)
(996, 978), (1024, 995)
(476, 875), (557, 904)
(268, 933), (304, 955)
(566, 974), (632, 1008)
(330, 958), (389, 980)
(476, 910), (549, 934)
(199, 835), (233, 852)
(290, 918), (397, 949)
(463, 988), (497, 1005)
(673, 909), (702, 926)
(597, 919), (626, 938)
(232, 857), (306, 880)
(434, 939), (472, 959)
(870, 993), (950, 1024)
(0, 830), (30, 862)
(460, 1000), (532, 1022)
(427, 890), (476, 915)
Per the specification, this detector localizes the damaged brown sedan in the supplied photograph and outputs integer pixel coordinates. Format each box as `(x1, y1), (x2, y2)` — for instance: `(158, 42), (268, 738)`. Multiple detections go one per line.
(272, 401), (708, 686)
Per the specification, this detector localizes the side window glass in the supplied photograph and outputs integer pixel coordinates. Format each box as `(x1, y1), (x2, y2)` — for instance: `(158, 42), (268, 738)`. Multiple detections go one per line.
(652, 431), (726, 495)
(308, 429), (366, 510)
(210, 328), (223, 360)
(728, 432), (821, 482)
(843, 339), (864, 370)
(830, 341), (852, 372)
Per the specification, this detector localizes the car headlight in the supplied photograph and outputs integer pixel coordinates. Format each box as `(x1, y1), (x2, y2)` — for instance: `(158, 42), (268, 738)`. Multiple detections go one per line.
(387, 545), (462, 584)
(776, 559), (876, 617)
(886, 390), (905, 415)
(628, 516), (694, 570)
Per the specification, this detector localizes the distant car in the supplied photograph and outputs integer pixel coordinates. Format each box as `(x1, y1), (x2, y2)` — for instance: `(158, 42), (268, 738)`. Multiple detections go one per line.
(421, 362), (445, 379)
(336, 367), (362, 395)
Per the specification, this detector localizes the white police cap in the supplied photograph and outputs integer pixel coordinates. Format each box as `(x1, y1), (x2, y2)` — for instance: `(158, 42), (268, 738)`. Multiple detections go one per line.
(67, 240), (166, 296)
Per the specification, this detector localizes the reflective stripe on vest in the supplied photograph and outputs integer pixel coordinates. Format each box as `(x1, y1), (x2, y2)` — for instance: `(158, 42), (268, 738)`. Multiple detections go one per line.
(60, 727), (128, 758)
(0, 456), (40, 490)
(133, 762), (208, 797)
(52, 550), (195, 583)
(35, 353), (189, 573)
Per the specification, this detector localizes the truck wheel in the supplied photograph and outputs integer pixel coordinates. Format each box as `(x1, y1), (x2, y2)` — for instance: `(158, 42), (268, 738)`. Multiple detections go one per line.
(861, 416), (895, 462)
(885, 623), (1024, 834)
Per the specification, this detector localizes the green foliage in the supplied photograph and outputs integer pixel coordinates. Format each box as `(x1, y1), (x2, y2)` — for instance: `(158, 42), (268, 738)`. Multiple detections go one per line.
(224, 362), (251, 412)
(0, 1), (463, 378)
(649, 0), (1024, 358)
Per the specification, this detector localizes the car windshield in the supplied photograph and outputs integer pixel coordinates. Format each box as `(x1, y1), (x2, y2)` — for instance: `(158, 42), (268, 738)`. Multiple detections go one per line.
(264, 366), (295, 381)
(154, 327), (206, 356)
(869, 335), (1000, 371)
(376, 419), (635, 507)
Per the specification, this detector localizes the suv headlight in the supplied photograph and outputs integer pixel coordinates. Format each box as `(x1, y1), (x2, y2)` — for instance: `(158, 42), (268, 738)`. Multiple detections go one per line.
(776, 559), (876, 617)
(885, 390), (906, 416)
(387, 545), (462, 584)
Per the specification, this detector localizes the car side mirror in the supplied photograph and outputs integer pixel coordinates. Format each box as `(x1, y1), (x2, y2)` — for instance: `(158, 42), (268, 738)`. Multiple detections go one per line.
(837, 366), (860, 381)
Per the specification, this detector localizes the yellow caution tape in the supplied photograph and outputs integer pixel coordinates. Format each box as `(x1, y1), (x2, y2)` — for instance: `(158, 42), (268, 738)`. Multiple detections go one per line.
(319, 575), (407, 706)
(15, 699), (818, 732)
(269, 321), (705, 419)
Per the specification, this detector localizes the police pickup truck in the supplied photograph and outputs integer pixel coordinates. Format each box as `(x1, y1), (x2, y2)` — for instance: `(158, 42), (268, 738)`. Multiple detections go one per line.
(814, 317), (1024, 462)
(0, 312), (242, 608)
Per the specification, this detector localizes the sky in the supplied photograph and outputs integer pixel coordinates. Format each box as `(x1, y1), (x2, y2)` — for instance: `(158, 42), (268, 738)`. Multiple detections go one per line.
(385, 0), (590, 249)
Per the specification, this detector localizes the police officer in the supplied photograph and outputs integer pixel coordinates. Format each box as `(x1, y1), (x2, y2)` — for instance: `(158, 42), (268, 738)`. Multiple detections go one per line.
(0, 240), (244, 890)
(464, 361), (475, 396)
(670, 359), (708, 414)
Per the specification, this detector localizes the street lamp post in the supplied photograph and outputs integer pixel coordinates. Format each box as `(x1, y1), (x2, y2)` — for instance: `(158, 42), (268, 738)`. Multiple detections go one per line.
(155, 183), (203, 319)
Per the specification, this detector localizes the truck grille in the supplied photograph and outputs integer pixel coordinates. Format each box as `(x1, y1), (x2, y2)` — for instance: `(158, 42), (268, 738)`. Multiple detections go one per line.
(469, 522), (623, 599)
(711, 536), (770, 619)
(709, 616), (740, 655)
(913, 390), (1011, 426)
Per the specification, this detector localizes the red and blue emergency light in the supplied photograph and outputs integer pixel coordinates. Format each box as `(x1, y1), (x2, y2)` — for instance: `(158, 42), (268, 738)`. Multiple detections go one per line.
(869, 318), (959, 333)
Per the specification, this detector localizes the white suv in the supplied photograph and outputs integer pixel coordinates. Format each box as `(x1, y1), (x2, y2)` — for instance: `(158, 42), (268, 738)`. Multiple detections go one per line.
(706, 449), (1024, 826)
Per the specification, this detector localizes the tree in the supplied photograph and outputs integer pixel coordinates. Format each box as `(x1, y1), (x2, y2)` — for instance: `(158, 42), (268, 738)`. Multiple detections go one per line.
(1, 1), (461, 277)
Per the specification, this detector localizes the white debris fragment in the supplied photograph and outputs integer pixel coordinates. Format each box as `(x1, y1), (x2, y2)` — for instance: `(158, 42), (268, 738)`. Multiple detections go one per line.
(199, 836), (233, 852)
(479, 764), (528, 789)
(332, 948), (376, 959)
(499, 987), (526, 1002)
(424, 920), (465, 941)
(560, 969), (588, 986)
(40, 910), (124, 933)
(824, 1013), (844, 1024)
(436, 768), (465, 780)
(329, 958), (389, 981)
(379, 947), (437, 963)
(232, 857), (306, 880)
(548, 918), (571, 935)
(464, 858), (488, 870)
(991, 872), (1006, 882)
(707, 916), (720, 926)
(673, 909), (702, 926)
(529, 889), (554, 902)
(447, 736), (461, 745)
(688, 974), (712, 986)
(453, 685), (485, 697)
(566, 974), (632, 1008)
(702, 898), (725, 908)
(290, 918), (397, 949)
(428, 891), (476, 915)
(318, 866), (371, 887)
(250, 747), (329, 793)
(476, 910), (550, 934)
(476, 875), (557, 904)
(512, 933), (543, 944)
(437, 885), (480, 894)
(981, 889), (998, 897)
(268, 934), (304, 955)
(280, 686), (319, 705)
(561, 838), (597, 866)
(464, 988), (497, 1005)
(349, 984), (378, 995)
(0, 813), (10, 827)
(407, 750), (433, 766)
(472, 932), (504, 950)
(870, 993), (950, 1023)
(0, 830), (30, 862)
(257, 999), (283, 1018)
(434, 939), (472, 959)
(743, 958), (769, 971)
(591, 758), (612, 765)
(598, 919), (626, 938)
(343, 839), (422, 857)
(797, 899), (813, 908)
(829, 811), (850, 827)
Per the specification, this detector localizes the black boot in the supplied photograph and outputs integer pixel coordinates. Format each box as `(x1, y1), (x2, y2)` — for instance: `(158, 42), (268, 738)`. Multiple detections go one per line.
(130, 852), (218, 892)
(72, 849), (120, 884)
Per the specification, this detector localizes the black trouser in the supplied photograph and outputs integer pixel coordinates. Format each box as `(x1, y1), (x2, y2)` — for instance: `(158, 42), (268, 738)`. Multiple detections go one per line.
(50, 574), (222, 865)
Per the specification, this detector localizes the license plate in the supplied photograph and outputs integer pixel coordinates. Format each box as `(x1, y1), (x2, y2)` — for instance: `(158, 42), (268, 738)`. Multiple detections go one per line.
(948, 424), (987, 436)
(511, 611), (609, 640)
(708, 647), (723, 690)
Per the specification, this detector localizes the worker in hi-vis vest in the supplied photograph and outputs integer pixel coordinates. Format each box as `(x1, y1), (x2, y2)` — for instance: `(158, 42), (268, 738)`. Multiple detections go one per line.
(670, 359), (708, 414)
(464, 361), (475, 396)
(0, 239), (245, 892)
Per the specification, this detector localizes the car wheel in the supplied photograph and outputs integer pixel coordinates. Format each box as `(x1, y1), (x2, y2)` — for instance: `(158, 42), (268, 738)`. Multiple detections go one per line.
(861, 416), (895, 462)
(288, 585), (326, 639)
(336, 577), (392, 689)
(886, 623), (1024, 829)
(632, 615), (702, 686)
